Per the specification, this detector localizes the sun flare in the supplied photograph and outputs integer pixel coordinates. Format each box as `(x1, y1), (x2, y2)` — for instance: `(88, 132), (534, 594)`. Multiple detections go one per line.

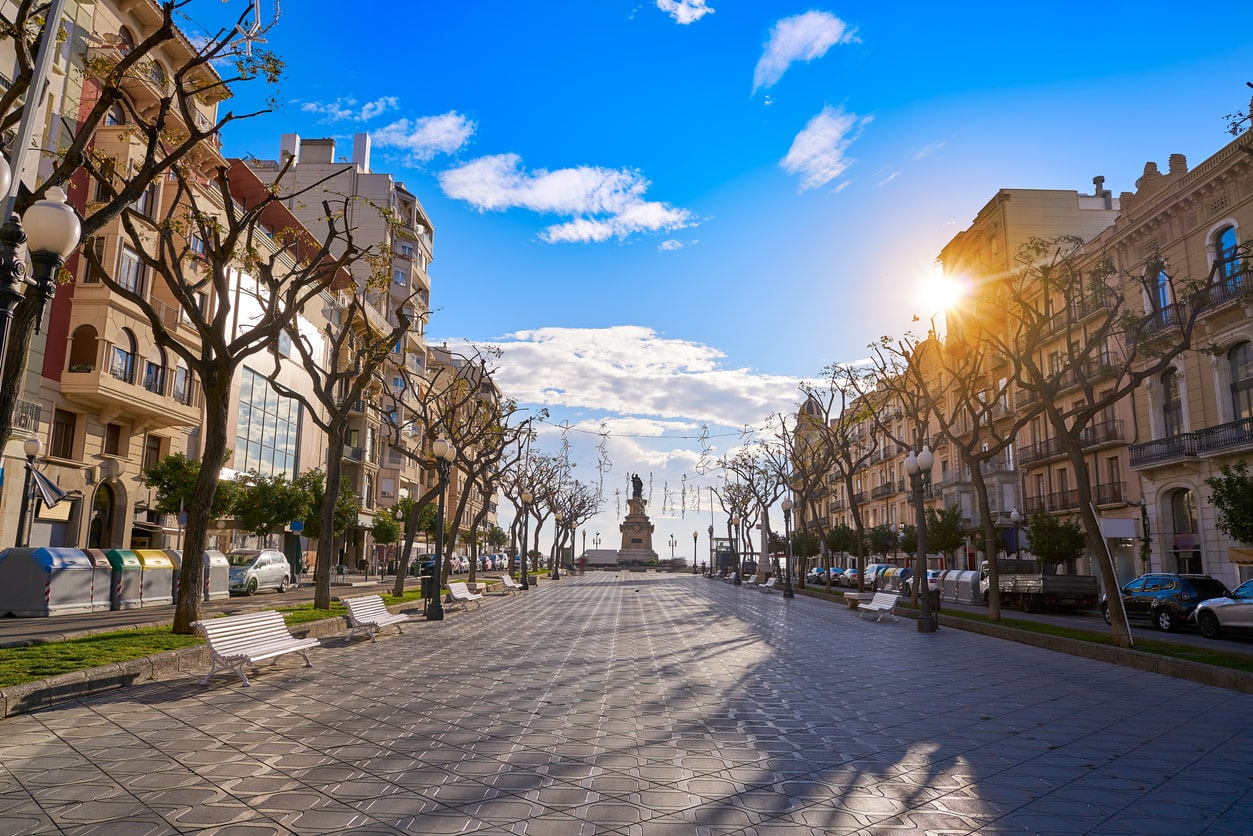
(920, 272), (969, 315)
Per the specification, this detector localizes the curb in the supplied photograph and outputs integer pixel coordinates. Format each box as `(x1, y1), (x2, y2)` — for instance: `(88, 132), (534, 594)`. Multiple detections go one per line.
(0, 599), (424, 720)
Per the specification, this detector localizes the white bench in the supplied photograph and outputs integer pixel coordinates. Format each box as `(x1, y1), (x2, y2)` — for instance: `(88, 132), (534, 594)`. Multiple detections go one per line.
(448, 581), (483, 611)
(496, 574), (521, 594)
(741, 574), (759, 587)
(858, 591), (900, 622)
(343, 594), (409, 643)
(758, 577), (778, 592)
(192, 610), (319, 687)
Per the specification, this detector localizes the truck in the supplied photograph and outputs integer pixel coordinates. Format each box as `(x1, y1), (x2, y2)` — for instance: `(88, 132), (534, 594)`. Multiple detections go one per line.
(979, 559), (1099, 613)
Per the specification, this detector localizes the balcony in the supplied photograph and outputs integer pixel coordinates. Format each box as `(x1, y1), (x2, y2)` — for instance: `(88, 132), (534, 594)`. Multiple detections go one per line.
(1018, 437), (1062, 466)
(1080, 419), (1125, 448)
(11, 399), (39, 433)
(829, 499), (846, 512)
(870, 482), (895, 499)
(1200, 268), (1250, 312)
(850, 492), (868, 506)
(60, 344), (200, 430)
(1130, 433), (1197, 469)
(1094, 482), (1126, 506)
(1195, 417), (1253, 455)
(1140, 302), (1188, 336)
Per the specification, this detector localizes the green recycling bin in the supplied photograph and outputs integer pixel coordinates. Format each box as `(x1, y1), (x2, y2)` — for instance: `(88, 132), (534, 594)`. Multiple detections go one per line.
(100, 549), (142, 610)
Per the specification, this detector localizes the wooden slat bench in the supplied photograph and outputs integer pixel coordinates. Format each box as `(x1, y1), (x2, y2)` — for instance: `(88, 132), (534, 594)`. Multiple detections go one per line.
(858, 591), (900, 622)
(192, 610), (319, 687)
(448, 581), (483, 611)
(343, 594), (409, 643)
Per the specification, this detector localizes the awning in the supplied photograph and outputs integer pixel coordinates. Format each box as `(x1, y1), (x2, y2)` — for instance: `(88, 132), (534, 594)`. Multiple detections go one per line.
(1228, 547), (1253, 565)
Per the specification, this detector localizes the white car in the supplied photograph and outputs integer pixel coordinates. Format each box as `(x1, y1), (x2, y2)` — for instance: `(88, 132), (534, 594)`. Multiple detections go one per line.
(227, 549), (291, 595)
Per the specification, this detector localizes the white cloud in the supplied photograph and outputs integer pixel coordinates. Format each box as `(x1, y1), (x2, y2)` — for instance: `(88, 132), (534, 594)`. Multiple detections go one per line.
(878, 171), (901, 187)
(753, 11), (858, 92)
(914, 141), (946, 160)
(300, 96), (398, 123)
(781, 105), (871, 192)
(439, 154), (698, 244)
(466, 326), (801, 429)
(656, 0), (714, 25)
(372, 111), (477, 163)
(658, 239), (686, 251)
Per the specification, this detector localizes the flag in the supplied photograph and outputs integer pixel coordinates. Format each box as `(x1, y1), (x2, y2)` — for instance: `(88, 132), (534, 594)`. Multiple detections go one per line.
(30, 468), (68, 508)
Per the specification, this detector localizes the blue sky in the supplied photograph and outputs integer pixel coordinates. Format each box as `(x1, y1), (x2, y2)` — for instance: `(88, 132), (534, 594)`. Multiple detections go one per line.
(200, 0), (1253, 554)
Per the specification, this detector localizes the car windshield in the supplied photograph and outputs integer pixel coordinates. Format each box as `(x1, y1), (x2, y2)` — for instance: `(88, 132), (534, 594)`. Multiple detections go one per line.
(1234, 579), (1253, 598)
(1190, 578), (1231, 598)
(227, 554), (260, 567)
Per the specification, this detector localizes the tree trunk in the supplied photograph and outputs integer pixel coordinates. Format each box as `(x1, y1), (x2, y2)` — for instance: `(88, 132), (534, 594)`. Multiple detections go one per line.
(171, 377), (232, 634)
(315, 426), (346, 610)
(968, 466), (1002, 621)
(1067, 444), (1134, 648)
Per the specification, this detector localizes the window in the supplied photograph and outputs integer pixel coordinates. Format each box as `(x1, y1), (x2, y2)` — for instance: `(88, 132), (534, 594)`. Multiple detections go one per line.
(143, 435), (163, 473)
(110, 331), (137, 383)
(118, 246), (143, 295)
(189, 234), (206, 257)
(82, 237), (106, 284)
(103, 102), (125, 126)
(234, 367), (302, 478)
(1216, 225), (1239, 282)
(1162, 368), (1183, 437)
(1155, 268), (1171, 311)
(399, 243), (414, 258)
(143, 361), (164, 394)
(1170, 489), (1202, 574)
(131, 183), (156, 217)
(275, 329), (293, 358)
(393, 269), (408, 287)
(50, 409), (76, 459)
(104, 423), (124, 456)
(172, 365), (191, 404)
(1230, 342), (1253, 421)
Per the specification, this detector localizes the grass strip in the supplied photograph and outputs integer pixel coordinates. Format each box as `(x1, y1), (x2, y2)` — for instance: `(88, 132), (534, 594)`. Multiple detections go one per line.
(0, 628), (202, 688)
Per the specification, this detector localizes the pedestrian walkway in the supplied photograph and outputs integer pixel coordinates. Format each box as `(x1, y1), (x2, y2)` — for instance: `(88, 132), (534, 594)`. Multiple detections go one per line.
(2, 573), (1250, 834)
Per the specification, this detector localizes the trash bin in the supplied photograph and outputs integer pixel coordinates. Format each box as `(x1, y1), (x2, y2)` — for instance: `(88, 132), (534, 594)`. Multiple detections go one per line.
(0, 548), (98, 617)
(99, 549), (143, 610)
(419, 575), (435, 618)
(133, 549), (174, 607)
(203, 550), (229, 601)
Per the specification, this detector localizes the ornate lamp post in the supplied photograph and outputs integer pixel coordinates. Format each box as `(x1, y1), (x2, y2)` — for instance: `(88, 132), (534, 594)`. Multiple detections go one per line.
(781, 498), (795, 599)
(730, 517), (742, 585)
(904, 444), (937, 633)
(707, 524), (714, 575)
(1010, 507), (1022, 558)
(519, 489), (532, 591)
(426, 437), (457, 621)
(13, 435), (42, 547)
(593, 531), (600, 550)
(668, 533), (676, 562)
(692, 530), (699, 574)
(552, 510), (563, 580)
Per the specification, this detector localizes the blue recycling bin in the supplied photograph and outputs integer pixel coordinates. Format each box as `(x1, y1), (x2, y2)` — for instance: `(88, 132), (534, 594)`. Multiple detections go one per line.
(0, 548), (100, 617)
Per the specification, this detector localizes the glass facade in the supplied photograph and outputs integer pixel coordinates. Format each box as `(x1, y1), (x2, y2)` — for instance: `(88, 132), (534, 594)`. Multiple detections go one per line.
(235, 366), (301, 478)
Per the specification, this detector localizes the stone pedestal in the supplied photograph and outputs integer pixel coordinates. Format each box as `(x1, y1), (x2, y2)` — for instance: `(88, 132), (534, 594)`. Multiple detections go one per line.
(617, 495), (658, 567)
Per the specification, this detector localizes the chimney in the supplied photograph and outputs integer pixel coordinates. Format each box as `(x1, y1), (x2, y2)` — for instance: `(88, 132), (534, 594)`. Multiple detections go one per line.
(280, 133), (301, 165)
(1168, 153), (1188, 175)
(1092, 175), (1106, 196)
(353, 133), (371, 173)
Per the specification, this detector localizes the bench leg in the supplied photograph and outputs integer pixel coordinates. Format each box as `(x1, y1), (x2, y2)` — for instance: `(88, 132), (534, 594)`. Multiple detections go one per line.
(203, 656), (251, 687)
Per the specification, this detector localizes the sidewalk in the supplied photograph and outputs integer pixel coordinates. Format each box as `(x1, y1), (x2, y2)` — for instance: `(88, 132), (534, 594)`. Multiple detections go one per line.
(2, 572), (1251, 833)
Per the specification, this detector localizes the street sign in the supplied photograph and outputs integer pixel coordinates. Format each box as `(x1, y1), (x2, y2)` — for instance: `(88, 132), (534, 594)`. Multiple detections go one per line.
(289, 520), (304, 532)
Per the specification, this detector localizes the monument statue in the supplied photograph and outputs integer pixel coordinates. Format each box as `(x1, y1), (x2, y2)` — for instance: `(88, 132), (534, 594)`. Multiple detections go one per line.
(631, 473), (643, 498)
(619, 471), (656, 566)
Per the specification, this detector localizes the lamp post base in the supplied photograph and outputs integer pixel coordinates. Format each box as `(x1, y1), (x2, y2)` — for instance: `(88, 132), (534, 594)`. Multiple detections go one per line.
(916, 615), (937, 633)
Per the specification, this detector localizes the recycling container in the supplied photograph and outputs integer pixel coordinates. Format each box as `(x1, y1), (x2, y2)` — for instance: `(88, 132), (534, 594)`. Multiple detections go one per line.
(0, 548), (98, 616)
(203, 550), (229, 601)
(99, 549), (143, 610)
(133, 549), (174, 607)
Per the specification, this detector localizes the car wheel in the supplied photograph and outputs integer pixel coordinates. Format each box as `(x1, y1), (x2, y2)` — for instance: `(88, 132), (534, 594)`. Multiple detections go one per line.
(1197, 610), (1221, 639)
(1101, 605), (1111, 625)
(1154, 608), (1177, 632)
(278, 576), (289, 593)
(246, 577), (258, 596)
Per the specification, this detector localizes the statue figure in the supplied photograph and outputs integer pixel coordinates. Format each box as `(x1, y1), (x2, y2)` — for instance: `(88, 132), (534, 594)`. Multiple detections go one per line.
(631, 473), (643, 498)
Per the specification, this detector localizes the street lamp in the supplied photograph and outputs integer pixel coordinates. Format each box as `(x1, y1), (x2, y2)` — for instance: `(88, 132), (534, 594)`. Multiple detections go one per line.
(904, 444), (937, 633)
(13, 436), (42, 547)
(1010, 508), (1022, 557)
(707, 524), (714, 575)
(781, 498), (795, 599)
(668, 533), (676, 561)
(426, 437), (457, 621)
(593, 531), (600, 550)
(519, 489), (532, 591)
(730, 516), (742, 585)
(0, 176), (82, 381)
(552, 510), (563, 580)
(692, 530), (699, 574)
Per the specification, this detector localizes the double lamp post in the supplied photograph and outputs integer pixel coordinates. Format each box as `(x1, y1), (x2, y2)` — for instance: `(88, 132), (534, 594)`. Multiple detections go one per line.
(426, 437), (457, 621)
(904, 443), (938, 633)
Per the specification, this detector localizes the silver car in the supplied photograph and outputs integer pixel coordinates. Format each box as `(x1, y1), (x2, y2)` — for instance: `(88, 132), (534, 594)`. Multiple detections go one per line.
(1193, 578), (1253, 639)
(227, 549), (291, 595)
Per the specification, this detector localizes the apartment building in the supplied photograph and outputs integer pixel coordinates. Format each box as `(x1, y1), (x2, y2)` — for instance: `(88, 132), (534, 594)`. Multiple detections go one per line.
(1119, 135), (1253, 589)
(247, 134), (435, 567)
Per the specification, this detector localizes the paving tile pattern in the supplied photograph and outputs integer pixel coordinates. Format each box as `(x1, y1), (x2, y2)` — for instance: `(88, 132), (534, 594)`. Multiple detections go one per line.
(2, 573), (1252, 834)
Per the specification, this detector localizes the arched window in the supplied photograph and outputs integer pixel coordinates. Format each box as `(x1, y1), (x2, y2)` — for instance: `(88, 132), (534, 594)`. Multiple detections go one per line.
(1155, 269), (1171, 312)
(110, 329), (137, 384)
(1161, 368), (1183, 437)
(143, 345), (167, 395)
(117, 27), (135, 54)
(1169, 489), (1201, 574)
(1216, 225), (1239, 281)
(88, 484), (116, 548)
(1231, 342), (1253, 421)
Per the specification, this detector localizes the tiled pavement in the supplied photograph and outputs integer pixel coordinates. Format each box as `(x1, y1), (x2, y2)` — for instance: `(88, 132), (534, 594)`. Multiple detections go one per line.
(1, 573), (1251, 835)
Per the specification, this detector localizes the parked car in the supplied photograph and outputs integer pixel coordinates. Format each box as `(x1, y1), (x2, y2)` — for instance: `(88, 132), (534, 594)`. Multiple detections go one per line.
(1192, 579), (1253, 639)
(806, 567), (828, 584)
(227, 549), (291, 596)
(901, 569), (942, 596)
(1100, 573), (1230, 632)
(840, 568), (860, 588)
